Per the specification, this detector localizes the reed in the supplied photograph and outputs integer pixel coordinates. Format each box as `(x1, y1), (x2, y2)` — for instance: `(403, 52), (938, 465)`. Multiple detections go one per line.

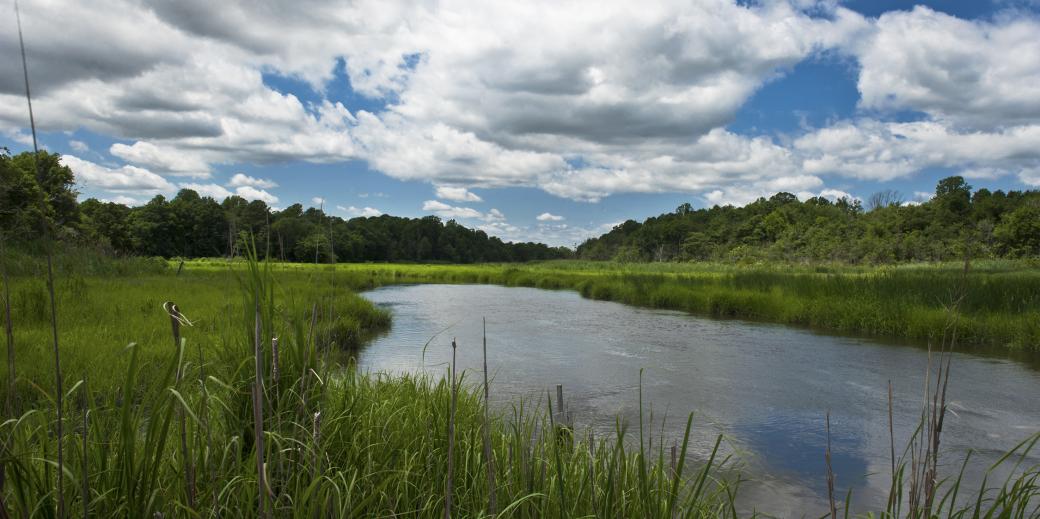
(1, 253), (1038, 517)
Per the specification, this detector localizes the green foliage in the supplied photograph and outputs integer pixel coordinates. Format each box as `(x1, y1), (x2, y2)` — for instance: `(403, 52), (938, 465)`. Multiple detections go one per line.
(0, 149), (79, 241)
(578, 177), (1040, 264)
(2, 153), (571, 263)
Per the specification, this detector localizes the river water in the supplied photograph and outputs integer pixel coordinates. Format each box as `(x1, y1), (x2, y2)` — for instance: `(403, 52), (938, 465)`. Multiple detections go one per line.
(358, 283), (1040, 516)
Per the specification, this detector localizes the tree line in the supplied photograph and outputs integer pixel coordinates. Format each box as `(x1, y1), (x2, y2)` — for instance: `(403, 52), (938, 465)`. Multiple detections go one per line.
(577, 176), (1040, 263)
(0, 150), (571, 263)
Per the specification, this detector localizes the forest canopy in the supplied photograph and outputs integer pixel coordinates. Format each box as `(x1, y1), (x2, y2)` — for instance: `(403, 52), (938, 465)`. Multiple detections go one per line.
(0, 150), (570, 263)
(577, 176), (1040, 263)
(3, 149), (1039, 264)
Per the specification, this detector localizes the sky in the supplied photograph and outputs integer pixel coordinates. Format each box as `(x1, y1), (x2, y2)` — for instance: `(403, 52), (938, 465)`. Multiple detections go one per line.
(2, 0), (1039, 247)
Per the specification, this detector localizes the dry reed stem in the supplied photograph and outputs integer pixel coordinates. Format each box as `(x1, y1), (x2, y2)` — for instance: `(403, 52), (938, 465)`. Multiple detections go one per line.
(444, 338), (458, 519)
(480, 318), (497, 515)
(252, 300), (268, 519)
(164, 302), (196, 510)
(826, 411), (837, 519)
(18, 7), (64, 511)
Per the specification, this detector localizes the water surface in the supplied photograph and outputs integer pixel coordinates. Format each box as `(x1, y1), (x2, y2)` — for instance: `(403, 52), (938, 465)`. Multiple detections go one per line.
(359, 284), (1040, 516)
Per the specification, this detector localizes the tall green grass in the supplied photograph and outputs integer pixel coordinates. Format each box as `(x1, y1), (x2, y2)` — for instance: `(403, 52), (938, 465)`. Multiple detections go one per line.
(1, 254), (740, 517)
(2, 255), (1038, 517)
(184, 259), (1040, 351)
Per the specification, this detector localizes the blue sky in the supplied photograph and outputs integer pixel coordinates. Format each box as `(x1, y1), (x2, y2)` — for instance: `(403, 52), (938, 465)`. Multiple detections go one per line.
(2, 0), (1039, 246)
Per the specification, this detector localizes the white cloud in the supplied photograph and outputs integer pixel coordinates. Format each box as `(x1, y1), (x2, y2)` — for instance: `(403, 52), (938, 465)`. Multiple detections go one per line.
(179, 182), (233, 199)
(795, 120), (1040, 181)
(1020, 167), (1040, 186)
(227, 173), (278, 189)
(62, 155), (175, 194)
(3, 0), (1037, 205)
(234, 185), (279, 204)
(536, 212), (564, 221)
(485, 208), (506, 222)
(69, 140), (89, 152)
(110, 141), (211, 177)
(855, 7), (1040, 129)
(435, 186), (483, 202)
(312, 197), (326, 206)
(421, 199), (484, 219)
(0, 0), (880, 203)
(337, 205), (383, 217)
(101, 195), (141, 206)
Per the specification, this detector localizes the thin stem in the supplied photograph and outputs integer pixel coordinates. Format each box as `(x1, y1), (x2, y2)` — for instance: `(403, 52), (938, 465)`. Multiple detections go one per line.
(481, 318), (497, 515)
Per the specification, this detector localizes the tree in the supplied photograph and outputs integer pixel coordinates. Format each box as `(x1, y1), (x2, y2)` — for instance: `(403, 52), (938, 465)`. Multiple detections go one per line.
(867, 190), (904, 211)
(995, 203), (1040, 257)
(935, 176), (972, 216)
(1, 150), (79, 240)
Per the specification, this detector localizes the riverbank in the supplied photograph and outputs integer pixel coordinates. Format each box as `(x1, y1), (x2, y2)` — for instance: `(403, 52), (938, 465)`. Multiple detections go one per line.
(1, 255), (737, 517)
(195, 258), (1040, 352)
(2, 254), (1038, 516)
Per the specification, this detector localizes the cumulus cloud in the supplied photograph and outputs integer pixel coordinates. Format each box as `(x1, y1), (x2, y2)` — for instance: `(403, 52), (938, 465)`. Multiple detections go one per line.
(435, 186), (482, 202)
(69, 140), (89, 152)
(179, 182), (233, 199)
(62, 155), (175, 194)
(234, 186), (279, 204)
(485, 208), (506, 222)
(0, 0), (881, 203)
(536, 212), (564, 221)
(4, 0), (1037, 205)
(421, 200), (484, 219)
(856, 7), (1040, 129)
(338, 205), (383, 217)
(227, 173), (278, 189)
(795, 120), (1040, 181)
(102, 195), (142, 206)
(311, 197), (326, 206)
(110, 141), (211, 177)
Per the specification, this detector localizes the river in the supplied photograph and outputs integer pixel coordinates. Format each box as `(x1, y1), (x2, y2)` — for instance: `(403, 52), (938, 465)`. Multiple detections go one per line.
(359, 283), (1040, 516)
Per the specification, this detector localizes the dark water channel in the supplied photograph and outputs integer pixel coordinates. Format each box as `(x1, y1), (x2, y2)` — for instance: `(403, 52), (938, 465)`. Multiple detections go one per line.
(359, 284), (1040, 516)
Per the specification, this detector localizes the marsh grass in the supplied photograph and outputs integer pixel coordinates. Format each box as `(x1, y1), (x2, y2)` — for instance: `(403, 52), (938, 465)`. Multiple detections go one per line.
(0, 254), (743, 518)
(1, 255), (1038, 517)
(184, 258), (1040, 351)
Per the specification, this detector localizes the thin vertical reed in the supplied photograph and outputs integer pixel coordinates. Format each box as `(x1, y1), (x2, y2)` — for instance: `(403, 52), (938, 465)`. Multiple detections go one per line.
(252, 299), (268, 519)
(826, 411), (837, 519)
(165, 302), (195, 510)
(17, 3), (63, 515)
(480, 318), (497, 515)
(1, 236), (13, 415)
(80, 379), (88, 519)
(444, 338), (458, 519)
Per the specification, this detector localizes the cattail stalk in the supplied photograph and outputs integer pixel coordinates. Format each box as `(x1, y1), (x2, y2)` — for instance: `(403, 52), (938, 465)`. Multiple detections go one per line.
(480, 318), (497, 515)
(825, 411), (837, 518)
(165, 302), (195, 510)
(252, 299), (268, 519)
(444, 338), (458, 519)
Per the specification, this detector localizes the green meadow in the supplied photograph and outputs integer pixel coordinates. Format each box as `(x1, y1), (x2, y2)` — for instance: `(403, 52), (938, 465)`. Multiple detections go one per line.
(1, 252), (1039, 517)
